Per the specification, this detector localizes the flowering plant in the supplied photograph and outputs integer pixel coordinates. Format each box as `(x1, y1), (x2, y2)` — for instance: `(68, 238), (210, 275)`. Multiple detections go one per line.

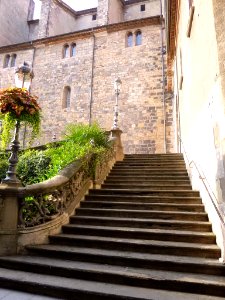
(0, 87), (41, 148)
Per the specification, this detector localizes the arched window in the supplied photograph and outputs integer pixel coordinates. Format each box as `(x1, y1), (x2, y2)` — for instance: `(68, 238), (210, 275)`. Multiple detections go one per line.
(10, 54), (17, 67)
(63, 44), (70, 58)
(3, 54), (10, 68)
(71, 43), (76, 57)
(127, 32), (133, 47)
(135, 30), (142, 46)
(62, 86), (71, 109)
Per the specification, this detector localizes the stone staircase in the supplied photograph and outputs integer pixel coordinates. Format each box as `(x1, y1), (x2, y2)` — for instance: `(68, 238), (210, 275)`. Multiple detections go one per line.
(0, 153), (225, 299)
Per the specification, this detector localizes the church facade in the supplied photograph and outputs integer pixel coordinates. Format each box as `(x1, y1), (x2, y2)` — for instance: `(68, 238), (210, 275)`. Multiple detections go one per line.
(0, 0), (174, 154)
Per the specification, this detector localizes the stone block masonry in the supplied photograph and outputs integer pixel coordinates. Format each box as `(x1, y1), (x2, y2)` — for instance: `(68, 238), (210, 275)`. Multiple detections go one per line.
(0, 19), (173, 153)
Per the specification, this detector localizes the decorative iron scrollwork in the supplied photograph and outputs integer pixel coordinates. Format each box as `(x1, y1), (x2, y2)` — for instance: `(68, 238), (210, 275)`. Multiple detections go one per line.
(18, 166), (88, 227)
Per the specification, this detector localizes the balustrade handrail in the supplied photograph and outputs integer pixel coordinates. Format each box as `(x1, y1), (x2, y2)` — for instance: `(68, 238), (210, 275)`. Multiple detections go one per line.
(178, 135), (225, 227)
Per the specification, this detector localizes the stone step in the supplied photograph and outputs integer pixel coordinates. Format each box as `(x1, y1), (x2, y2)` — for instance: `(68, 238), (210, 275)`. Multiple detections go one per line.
(62, 224), (215, 244)
(49, 234), (220, 258)
(88, 189), (200, 197)
(115, 160), (186, 165)
(26, 245), (225, 277)
(85, 194), (203, 204)
(107, 175), (190, 180)
(76, 208), (208, 221)
(101, 183), (192, 190)
(81, 201), (205, 212)
(105, 179), (191, 185)
(124, 154), (184, 158)
(110, 170), (188, 175)
(112, 166), (187, 170)
(0, 266), (224, 299)
(111, 167), (187, 171)
(70, 216), (212, 232)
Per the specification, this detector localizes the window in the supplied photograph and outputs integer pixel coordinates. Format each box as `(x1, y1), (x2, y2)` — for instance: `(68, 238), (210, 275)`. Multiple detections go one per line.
(10, 54), (17, 67)
(62, 86), (71, 109)
(3, 54), (10, 68)
(92, 14), (97, 21)
(140, 4), (145, 11)
(63, 44), (70, 58)
(127, 32), (133, 47)
(71, 43), (76, 57)
(135, 30), (142, 46)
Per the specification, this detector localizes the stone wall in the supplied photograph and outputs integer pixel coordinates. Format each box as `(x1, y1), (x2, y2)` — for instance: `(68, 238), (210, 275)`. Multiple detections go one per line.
(108, 0), (124, 24)
(0, 0), (30, 46)
(171, 0), (225, 258)
(0, 19), (173, 153)
(124, 0), (160, 21)
(47, 0), (77, 37)
(97, 0), (109, 26)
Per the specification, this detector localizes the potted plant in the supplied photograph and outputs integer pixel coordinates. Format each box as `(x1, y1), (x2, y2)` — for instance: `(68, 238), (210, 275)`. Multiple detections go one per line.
(0, 87), (41, 149)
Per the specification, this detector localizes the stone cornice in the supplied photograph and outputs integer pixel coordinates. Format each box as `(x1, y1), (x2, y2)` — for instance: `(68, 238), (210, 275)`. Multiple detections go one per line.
(0, 16), (160, 53)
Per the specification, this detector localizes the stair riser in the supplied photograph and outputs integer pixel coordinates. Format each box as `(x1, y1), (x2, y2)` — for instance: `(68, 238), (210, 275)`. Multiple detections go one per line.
(49, 236), (220, 259)
(71, 217), (212, 232)
(81, 202), (205, 212)
(76, 210), (208, 221)
(26, 247), (225, 277)
(62, 226), (215, 244)
(101, 184), (192, 190)
(85, 195), (203, 204)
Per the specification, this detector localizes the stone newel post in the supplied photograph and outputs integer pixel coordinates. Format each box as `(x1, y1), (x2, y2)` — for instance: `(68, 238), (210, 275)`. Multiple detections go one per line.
(0, 187), (19, 255)
(110, 128), (124, 161)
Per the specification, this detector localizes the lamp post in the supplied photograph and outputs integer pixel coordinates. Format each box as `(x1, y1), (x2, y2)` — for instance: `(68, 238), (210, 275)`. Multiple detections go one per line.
(112, 78), (122, 130)
(2, 62), (33, 186)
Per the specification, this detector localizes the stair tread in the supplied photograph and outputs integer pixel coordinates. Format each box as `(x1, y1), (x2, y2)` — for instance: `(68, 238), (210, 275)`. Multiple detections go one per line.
(72, 215), (211, 225)
(63, 224), (214, 237)
(82, 201), (204, 207)
(0, 267), (223, 300)
(50, 233), (219, 250)
(77, 207), (207, 216)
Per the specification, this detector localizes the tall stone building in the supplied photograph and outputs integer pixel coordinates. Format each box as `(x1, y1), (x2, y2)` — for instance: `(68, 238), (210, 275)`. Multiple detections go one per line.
(0, 0), (173, 154)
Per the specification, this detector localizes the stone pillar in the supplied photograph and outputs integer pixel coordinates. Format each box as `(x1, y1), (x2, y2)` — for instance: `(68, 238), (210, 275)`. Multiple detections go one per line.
(97, 0), (109, 26)
(0, 186), (19, 255)
(110, 129), (124, 161)
(38, 0), (51, 39)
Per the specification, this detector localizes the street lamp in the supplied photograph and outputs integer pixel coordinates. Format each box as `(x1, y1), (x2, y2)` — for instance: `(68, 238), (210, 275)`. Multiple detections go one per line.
(112, 77), (122, 130)
(2, 62), (33, 186)
(15, 61), (34, 89)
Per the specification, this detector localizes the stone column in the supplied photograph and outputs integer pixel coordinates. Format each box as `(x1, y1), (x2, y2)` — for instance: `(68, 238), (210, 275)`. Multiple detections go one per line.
(110, 129), (124, 161)
(38, 0), (51, 39)
(0, 186), (19, 255)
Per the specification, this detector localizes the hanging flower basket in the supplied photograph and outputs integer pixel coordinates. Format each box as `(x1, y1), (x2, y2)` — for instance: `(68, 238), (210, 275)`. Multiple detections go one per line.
(0, 87), (41, 149)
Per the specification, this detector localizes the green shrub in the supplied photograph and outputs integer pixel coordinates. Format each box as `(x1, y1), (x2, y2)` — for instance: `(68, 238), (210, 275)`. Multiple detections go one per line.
(17, 150), (51, 185)
(0, 159), (9, 181)
(64, 123), (109, 148)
